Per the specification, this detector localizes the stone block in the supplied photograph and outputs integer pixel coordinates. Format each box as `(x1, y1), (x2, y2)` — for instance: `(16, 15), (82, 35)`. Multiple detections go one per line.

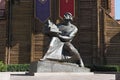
(29, 60), (90, 75)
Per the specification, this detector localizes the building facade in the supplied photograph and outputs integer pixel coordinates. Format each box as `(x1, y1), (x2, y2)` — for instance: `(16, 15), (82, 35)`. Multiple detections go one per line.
(0, 0), (120, 66)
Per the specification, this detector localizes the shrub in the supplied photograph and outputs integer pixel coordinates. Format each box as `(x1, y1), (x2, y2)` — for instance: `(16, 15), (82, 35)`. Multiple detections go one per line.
(88, 65), (120, 72)
(0, 61), (7, 72)
(7, 64), (30, 72)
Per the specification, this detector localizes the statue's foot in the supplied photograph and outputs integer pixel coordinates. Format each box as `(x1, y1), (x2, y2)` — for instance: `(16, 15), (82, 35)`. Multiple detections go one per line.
(78, 64), (84, 67)
(39, 58), (46, 61)
(76, 60), (85, 67)
(80, 64), (85, 67)
(79, 59), (85, 67)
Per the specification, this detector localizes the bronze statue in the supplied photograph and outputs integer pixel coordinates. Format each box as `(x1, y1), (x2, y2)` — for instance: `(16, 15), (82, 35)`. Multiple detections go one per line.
(41, 12), (84, 67)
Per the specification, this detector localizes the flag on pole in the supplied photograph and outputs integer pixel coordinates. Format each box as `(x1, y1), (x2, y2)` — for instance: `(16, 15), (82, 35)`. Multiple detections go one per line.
(35, 0), (51, 23)
(59, 0), (75, 18)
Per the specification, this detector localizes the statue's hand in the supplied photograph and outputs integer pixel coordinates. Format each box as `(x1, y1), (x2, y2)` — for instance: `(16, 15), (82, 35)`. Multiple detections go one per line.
(47, 20), (61, 33)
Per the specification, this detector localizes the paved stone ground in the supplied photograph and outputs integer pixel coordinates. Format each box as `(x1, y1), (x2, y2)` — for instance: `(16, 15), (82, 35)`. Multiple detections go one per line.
(0, 72), (10, 80)
(9, 72), (118, 80)
(1, 72), (120, 80)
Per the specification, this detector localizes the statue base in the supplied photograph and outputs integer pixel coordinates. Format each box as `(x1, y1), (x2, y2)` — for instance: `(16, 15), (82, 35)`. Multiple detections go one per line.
(29, 60), (90, 75)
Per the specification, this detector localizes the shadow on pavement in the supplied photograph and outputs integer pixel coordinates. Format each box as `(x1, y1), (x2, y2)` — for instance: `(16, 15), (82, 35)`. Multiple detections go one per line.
(10, 73), (32, 76)
(116, 73), (120, 80)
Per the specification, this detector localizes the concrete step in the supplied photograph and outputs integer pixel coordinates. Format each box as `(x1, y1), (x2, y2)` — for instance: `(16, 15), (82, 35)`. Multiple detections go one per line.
(9, 72), (116, 80)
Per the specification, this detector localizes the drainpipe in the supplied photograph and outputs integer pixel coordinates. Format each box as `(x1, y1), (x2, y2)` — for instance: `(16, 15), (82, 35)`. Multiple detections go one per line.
(97, 0), (101, 65)
(7, 0), (12, 64)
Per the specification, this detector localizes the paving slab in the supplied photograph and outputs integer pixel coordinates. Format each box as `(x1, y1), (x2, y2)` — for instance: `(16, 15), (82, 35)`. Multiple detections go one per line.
(0, 72), (10, 80)
(10, 72), (116, 80)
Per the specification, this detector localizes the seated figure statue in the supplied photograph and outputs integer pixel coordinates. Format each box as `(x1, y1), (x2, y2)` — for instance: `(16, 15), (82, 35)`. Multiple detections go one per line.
(41, 12), (84, 67)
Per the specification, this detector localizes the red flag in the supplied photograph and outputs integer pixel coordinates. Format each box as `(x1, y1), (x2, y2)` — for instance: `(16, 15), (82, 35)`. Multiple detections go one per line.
(59, 0), (75, 18)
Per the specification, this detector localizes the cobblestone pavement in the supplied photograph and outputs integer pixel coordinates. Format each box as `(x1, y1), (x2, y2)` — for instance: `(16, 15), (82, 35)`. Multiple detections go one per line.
(9, 72), (117, 80)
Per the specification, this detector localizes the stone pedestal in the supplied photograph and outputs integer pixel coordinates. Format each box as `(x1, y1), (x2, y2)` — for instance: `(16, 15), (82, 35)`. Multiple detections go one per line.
(29, 60), (90, 75)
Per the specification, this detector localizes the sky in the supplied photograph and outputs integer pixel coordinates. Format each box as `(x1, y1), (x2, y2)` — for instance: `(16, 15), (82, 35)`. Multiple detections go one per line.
(115, 0), (120, 19)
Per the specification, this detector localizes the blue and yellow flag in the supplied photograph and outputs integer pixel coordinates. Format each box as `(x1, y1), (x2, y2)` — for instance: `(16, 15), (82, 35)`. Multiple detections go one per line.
(35, 0), (51, 23)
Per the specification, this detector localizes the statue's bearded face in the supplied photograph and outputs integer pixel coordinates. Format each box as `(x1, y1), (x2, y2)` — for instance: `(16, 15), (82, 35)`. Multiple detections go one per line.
(63, 12), (73, 21)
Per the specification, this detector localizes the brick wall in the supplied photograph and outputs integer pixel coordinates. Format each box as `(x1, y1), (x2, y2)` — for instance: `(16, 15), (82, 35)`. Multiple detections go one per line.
(104, 11), (120, 65)
(109, 0), (115, 18)
(31, 0), (99, 66)
(1, 0), (119, 66)
(0, 20), (7, 63)
(8, 0), (33, 64)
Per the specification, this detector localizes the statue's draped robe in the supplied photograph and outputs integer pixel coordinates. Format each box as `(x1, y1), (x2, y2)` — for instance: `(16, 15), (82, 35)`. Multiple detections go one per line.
(45, 37), (64, 60)
(43, 22), (78, 60)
